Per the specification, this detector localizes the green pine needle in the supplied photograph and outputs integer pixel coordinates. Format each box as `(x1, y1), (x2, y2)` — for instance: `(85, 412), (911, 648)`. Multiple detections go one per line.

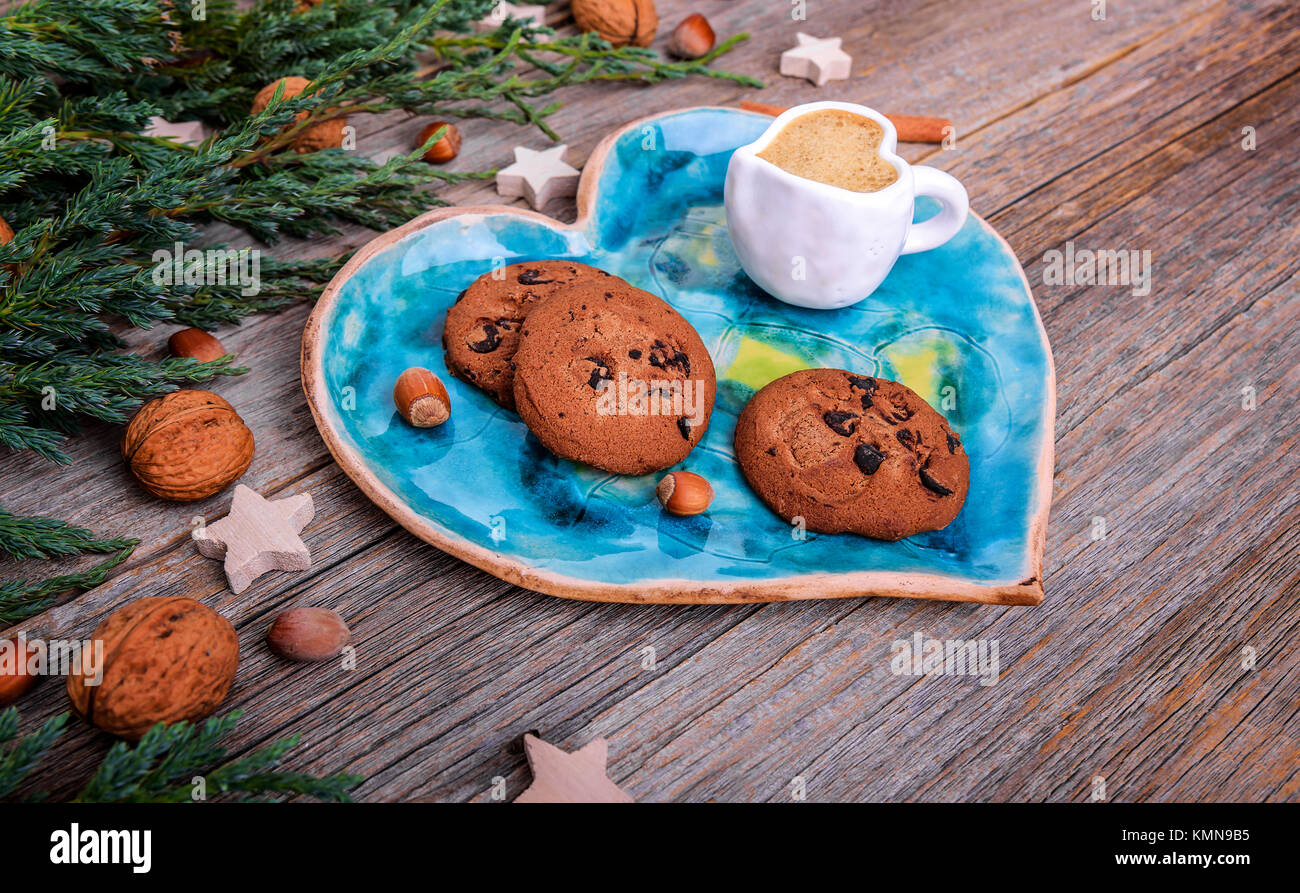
(0, 708), (361, 803)
(0, 0), (757, 625)
(0, 709), (69, 800)
(0, 509), (138, 624)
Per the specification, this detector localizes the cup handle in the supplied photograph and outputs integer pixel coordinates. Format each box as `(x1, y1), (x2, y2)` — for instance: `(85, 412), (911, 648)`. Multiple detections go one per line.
(901, 166), (969, 254)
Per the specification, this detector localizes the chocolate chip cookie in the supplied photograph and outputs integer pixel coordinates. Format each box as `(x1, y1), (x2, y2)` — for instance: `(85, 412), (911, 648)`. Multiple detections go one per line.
(443, 260), (611, 409)
(734, 369), (968, 540)
(511, 283), (716, 475)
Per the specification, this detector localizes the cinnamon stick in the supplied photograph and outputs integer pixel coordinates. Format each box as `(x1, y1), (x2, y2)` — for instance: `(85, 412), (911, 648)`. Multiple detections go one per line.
(739, 100), (951, 144)
(883, 114), (952, 144)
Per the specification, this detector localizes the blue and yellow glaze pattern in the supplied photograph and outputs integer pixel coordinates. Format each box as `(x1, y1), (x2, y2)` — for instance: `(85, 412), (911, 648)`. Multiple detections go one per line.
(313, 109), (1053, 591)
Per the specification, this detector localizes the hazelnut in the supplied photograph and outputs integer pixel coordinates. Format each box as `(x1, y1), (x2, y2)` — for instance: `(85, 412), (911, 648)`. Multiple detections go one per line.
(267, 607), (350, 662)
(67, 597), (239, 741)
(250, 76), (348, 153)
(668, 13), (715, 59)
(168, 327), (227, 364)
(656, 471), (713, 516)
(572, 0), (657, 47)
(0, 637), (39, 707)
(394, 367), (450, 427)
(121, 389), (255, 501)
(416, 121), (462, 164)
(0, 215), (15, 278)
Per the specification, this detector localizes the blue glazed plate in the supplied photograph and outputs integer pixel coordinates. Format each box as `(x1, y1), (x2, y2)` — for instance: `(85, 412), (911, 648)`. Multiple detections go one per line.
(302, 107), (1055, 605)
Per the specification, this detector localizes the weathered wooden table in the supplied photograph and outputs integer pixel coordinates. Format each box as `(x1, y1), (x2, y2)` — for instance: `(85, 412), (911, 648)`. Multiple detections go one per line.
(6, 0), (1298, 802)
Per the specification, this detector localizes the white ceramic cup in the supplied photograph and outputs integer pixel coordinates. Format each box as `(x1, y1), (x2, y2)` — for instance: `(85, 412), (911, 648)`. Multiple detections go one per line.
(725, 101), (969, 310)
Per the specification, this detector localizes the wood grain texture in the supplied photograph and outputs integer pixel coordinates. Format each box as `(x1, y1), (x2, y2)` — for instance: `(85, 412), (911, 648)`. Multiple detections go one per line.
(3, 0), (1297, 803)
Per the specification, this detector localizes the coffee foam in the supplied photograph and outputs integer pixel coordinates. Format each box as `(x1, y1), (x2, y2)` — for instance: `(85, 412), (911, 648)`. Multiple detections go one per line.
(756, 110), (899, 193)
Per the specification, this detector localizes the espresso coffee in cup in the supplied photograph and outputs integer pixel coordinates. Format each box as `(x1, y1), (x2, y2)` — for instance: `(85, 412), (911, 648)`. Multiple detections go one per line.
(756, 110), (899, 193)
(725, 101), (970, 309)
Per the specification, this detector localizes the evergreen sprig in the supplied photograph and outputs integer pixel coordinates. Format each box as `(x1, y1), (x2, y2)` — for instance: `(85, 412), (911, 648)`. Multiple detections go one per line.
(0, 509), (138, 624)
(0, 708), (361, 802)
(1, 0), (758, 614)
(0, 708), (68, 799)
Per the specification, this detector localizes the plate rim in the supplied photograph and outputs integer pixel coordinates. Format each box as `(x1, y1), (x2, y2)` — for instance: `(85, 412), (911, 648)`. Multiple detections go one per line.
(300, 106), (1056, 606)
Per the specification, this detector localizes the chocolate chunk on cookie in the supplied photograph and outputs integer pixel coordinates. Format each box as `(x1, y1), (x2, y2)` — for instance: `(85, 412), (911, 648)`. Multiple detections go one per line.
(823, 410), (858, 436)
(443, 260), (610, 409)
(734, 369), (969, 540)
(511, 283), (716, 475)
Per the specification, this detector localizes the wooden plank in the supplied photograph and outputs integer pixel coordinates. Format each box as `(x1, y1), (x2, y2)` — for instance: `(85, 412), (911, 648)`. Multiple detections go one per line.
(932, 0), (1300, 222)
(6, 0), (1298, 803)
(588, 270), (1300, 801)
(367, 49), (1300, 799)
(0, 0), (1200, 554)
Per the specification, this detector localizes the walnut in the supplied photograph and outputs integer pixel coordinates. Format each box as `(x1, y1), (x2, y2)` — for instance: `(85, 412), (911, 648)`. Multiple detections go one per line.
(572, 0), (658, 47)
(291, 117), (349, 154)
(121, 389), (254, 501)
(67, 597), (239, 741)
(250, 76), (348, 153)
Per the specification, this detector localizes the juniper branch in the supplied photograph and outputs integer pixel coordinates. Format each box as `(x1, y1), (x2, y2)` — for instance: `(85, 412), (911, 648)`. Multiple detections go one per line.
(0, 709), (359, 803)
(0, 509), (138, 625)
(0, 709), (68, 800)
(74, 711), (362, 803)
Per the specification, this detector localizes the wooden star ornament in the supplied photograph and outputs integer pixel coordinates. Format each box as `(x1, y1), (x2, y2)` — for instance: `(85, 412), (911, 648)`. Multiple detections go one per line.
(780, 33), (852, 86)
(496, 145), (581, 210)
(479, 1), (547, 29)
(193, 485), (315, 593)
(144, 116), (211, 147)
(514, 734), (634, 803)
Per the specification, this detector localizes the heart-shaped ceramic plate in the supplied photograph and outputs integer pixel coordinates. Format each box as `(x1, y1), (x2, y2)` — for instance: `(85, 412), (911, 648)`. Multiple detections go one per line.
(302, 107), (1055, 605)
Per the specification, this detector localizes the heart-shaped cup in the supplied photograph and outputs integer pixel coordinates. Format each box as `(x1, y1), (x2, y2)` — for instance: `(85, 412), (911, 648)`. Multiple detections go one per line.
(725, 101), (969, 309)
